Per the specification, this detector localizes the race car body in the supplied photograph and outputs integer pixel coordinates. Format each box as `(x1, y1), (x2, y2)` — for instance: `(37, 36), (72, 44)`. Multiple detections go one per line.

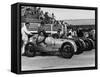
(45, 37), (77, 52)
(24, 34), (94, 58)
(25, 35), (77, 58)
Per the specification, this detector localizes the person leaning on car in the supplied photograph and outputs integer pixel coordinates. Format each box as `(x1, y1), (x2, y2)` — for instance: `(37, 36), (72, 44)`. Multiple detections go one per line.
(21, 22), (33, 55)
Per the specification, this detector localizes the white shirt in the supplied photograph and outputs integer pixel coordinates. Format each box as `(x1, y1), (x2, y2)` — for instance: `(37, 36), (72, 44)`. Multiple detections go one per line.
(21, 23), (32, 42)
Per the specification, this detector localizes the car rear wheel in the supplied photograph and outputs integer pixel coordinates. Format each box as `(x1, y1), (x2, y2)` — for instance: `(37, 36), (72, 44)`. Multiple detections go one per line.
(60, 42), (74, 59)
(25, 42), (36, 57)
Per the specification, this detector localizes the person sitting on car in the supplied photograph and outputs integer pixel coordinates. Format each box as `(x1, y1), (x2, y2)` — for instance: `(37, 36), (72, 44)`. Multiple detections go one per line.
(36, 30), (47, 47)
(53, 29), (62, 39)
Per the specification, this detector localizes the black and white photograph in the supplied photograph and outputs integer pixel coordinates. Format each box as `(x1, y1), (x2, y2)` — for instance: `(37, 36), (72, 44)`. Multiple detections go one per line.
(11, 3), (97, 74)
(20, 5), (96, 71)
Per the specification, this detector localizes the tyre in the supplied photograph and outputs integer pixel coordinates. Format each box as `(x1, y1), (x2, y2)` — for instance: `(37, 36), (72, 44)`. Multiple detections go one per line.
(79, 38), (86, 51)
(69, 38), (84, 54)
(60, 42), (74, 59)
(82, 39), (91, 51)
(88, 38), (94, 49)
(74, 39), (84, 54)
(25, 42), (36, 57)
(87, 39), (92, 50)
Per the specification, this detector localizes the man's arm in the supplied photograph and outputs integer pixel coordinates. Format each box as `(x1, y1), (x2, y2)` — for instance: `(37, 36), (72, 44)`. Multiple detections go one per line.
(24, 26), (33, 35)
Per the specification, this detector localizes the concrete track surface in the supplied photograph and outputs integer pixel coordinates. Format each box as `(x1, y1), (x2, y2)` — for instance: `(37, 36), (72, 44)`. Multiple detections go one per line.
(21, 49), (95, 71)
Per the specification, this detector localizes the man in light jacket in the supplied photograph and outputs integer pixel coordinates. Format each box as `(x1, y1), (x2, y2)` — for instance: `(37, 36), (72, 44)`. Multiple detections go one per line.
(21, 22), (33, 55)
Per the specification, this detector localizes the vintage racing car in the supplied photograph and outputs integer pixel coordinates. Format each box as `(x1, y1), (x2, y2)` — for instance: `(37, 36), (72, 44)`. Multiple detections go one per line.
(24, 34), (94, 59)
(24, 35), (77, 58)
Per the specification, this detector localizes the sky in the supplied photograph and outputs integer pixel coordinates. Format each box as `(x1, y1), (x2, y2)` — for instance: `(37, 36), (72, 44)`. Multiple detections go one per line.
(41, 7), (95, 20)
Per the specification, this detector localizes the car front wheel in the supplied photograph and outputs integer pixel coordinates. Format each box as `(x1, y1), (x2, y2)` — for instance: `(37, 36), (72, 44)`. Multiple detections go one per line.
(25, 42), (36, 57)
(60, 42), (74, 59)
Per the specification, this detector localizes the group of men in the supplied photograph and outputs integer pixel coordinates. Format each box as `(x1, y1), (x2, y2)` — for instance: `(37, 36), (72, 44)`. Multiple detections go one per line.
(37, 8), (55, 24)
(21, 7), (95, 55)
(23, 7), (55, 24)
(21, 21), (62, 55)
(21, 21), (95, 55)
(21, 21), (49, 55)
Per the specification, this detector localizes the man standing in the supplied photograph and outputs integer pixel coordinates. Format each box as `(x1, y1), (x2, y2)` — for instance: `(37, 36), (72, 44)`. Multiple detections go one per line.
(76, 28), (84, 37)
(21, 22), (33, 55)
(57, 29), (62, 38)
(38, 21), (45, 33)
(51, 13), (55, 24)
(67, 29), (73, 38)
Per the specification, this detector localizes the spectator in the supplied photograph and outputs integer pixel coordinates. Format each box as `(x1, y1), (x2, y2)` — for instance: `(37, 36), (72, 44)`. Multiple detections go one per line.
(72, 31), (77, 37)
(38, 21), (45, 33)
(52, 29), (62, 39)
(44, 12), (50, 24)
(84, 32), (89, 38)
(57, 29), (62, 38)
(89, 29), (95, 40)
(76, 28), (84, 37)
(51, 13), (55, 24)
(67, 32), (72, 38)
(24, 8), (33, 18)
(39, 11), (44, 20)
(67, 29), (73, 38)
(36, 7), (41, 19)
(37, 7), (41, 12)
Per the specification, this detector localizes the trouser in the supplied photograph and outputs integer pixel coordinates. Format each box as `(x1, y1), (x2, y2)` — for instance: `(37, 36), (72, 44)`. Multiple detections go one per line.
(21, 35), (33, 55)
(21, 35), (28, 55)
(21, 40), (28, 55)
